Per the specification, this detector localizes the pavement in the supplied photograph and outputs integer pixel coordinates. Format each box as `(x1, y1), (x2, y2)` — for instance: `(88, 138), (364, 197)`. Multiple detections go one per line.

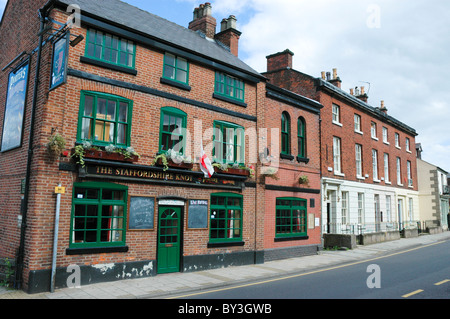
(1, 231), (449, 299)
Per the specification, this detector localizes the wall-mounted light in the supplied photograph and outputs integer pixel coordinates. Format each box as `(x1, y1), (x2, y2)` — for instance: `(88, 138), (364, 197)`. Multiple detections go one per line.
(70, 34), (84, 47)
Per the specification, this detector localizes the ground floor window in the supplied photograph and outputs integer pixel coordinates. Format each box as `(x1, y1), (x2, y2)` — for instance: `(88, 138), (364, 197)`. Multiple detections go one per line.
(210, 193), (243, 243)
(70, 182), (128, 248)
(276, 197), (307, 237)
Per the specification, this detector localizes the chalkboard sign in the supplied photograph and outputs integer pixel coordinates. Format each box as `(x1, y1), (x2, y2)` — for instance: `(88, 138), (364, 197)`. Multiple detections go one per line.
(188, 199), (208, 229)
(128, 196), (155, 230)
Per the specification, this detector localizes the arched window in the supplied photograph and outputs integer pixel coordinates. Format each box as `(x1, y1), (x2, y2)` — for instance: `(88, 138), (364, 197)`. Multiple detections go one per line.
(297, 117), (306, 158)
(281, 112), (291, 155)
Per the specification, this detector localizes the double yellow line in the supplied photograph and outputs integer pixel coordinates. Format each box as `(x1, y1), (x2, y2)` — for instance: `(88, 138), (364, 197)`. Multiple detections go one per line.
(168, 240), (447, 299)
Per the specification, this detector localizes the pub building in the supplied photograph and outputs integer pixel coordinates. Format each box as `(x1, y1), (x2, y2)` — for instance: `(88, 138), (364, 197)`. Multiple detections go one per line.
(0, 0), (323, 294)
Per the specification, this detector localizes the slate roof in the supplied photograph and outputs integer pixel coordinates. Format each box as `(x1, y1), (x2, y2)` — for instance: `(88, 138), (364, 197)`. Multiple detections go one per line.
(56, 0), (262, 78)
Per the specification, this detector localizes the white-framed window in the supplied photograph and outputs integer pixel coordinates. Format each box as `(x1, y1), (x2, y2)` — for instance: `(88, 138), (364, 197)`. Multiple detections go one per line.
(333, 137), (342, 174)
(382, 127), (388, 143)
(386, 195), (392, 222)
(406, 137), (410, 152)
(358, 193), (365, 224)
(395, 133), (400, 148)
(355, 144), (363, 178)
(372, 149), (379, 181)
(408, 198), (414, 222)
(354, 114), (362, 132)
(332, 104), (341, 125)
(384, 153), (390, 183)
(397, 157), (402, 185)
(371, 122), (377, 139)
(407, 160), (413, 186)
(341, 191), (349, 224)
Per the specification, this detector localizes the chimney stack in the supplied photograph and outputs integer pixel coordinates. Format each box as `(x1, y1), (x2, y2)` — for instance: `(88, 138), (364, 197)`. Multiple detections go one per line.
(215, 15), (241, 57)
(266, 49), (294, 72)
(189, 3), (217, 39)
(356, 86), (368, 103)
(328, 68), (342, 88)
(380, 100), (388, 114)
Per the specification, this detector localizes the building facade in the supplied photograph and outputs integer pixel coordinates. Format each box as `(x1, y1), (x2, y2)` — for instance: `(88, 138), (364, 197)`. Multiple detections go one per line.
(417, 155), (449, 231)
(0, 0), (324, 293)
(263, 50), (420, 236)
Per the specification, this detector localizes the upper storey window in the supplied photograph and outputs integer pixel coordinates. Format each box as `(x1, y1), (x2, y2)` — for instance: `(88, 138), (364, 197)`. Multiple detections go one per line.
(85, 28), (136, 69)
(214, 72), (245, 102)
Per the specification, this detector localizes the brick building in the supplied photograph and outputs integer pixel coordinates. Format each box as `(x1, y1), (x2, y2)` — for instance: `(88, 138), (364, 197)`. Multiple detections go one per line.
(264, 50), (419, 236)
(0, 0), (324, 293)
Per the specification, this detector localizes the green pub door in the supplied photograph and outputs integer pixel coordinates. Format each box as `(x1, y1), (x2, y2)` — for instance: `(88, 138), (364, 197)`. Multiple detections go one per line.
(157, 206), (181, 274)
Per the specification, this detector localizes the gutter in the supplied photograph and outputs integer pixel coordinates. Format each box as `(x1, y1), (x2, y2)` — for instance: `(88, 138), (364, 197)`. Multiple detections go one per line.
(15, 0), (55, 290)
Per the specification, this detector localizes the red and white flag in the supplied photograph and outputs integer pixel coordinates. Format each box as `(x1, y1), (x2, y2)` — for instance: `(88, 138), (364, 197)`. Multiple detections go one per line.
(200, 145), (214, 178)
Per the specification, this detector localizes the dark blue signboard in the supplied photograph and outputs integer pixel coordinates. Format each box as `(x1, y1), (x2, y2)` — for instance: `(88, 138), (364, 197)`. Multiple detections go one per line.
(50, 32), (69, 91)
(1, 61), (30, 152)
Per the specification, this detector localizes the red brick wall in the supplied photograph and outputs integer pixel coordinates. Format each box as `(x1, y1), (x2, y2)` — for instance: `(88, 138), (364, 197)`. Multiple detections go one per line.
(9, 6), (267, 288)
(0, 0), (50, 262)
(262, 95), (322, 250)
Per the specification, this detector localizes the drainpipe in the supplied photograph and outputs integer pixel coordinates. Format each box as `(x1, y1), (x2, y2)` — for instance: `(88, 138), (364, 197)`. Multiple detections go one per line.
(15, 0), (54, 290)
(50, 184), (62, 293)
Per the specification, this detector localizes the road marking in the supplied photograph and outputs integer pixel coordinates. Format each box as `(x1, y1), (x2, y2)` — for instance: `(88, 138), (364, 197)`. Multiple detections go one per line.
(434, 279), (450, 286)
(402, 289), (424, 298)
(167, 240), (447, 299)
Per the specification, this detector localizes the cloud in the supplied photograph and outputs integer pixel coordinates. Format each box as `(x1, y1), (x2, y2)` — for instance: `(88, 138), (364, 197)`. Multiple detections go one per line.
(217, 0), (450, 170)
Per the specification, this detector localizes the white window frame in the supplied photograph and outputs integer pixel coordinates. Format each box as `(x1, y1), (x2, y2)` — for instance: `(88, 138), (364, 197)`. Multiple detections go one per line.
(355, 144), (363, 178)
(372, 149), (379, 181)
(333, 137), (342, 174)
(332, 104), (341, 126)
(384, 153), (390, 183)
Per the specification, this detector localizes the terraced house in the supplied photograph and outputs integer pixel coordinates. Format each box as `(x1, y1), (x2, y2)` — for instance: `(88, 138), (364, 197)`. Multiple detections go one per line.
(264, 50), (420, 239)
(0, 0), (324, 293)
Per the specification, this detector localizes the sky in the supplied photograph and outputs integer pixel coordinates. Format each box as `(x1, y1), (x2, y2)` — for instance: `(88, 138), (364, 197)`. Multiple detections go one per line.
(1, 0), (449, 171)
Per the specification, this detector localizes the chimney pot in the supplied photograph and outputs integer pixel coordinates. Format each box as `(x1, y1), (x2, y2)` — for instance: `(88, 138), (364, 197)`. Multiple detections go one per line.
(326, 72), (331, 81)
(321, 71), (326, 80)
(332, 68), (338, 80)
(189, 2), (217, 39)
(350, 88), (354, 95)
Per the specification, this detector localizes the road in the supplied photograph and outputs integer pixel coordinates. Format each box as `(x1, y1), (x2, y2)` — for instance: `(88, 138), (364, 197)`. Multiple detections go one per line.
(173, 239), (450, 299)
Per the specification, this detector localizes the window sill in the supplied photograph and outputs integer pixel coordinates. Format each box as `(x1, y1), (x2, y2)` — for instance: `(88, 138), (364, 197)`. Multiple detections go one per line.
(274, 235), (309, 242)
(80, 56), (138, 76)
(383, 141), (390, 145)
(160, 77), (191, 91)
(355, 130), (363, 135)
(332, 121), (343, 127)
(334, 172), (345, 177)
(66, 246), (129, 255)
(280, 153), (295, 161)
(207, 241), (245, 248)
(213, 93), (247, 107)
(371, 136), (379, 141)
(297, 156), (310, 164)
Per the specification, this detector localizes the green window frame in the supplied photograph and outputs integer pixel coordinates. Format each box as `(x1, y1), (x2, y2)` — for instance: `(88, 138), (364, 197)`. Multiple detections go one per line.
(85, 28), (136, 69)
(281, 112), (291, 155)
(276, 197), (307, 238)
(213, 121), (244, 165)
(162, 53), (189, 85)
(214, 71), (245, 102)
(159, 107), (187, 154)
(77, 91), (133, 147)
(70, 182), (128, 248)
(297, 117), (306, 158)
(210, 193), (243, 243)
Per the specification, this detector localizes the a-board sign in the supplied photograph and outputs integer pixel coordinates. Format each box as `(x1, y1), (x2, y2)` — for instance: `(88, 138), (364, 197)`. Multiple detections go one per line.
(188, 199), (208, 229)
(128, 196), (155, 230)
